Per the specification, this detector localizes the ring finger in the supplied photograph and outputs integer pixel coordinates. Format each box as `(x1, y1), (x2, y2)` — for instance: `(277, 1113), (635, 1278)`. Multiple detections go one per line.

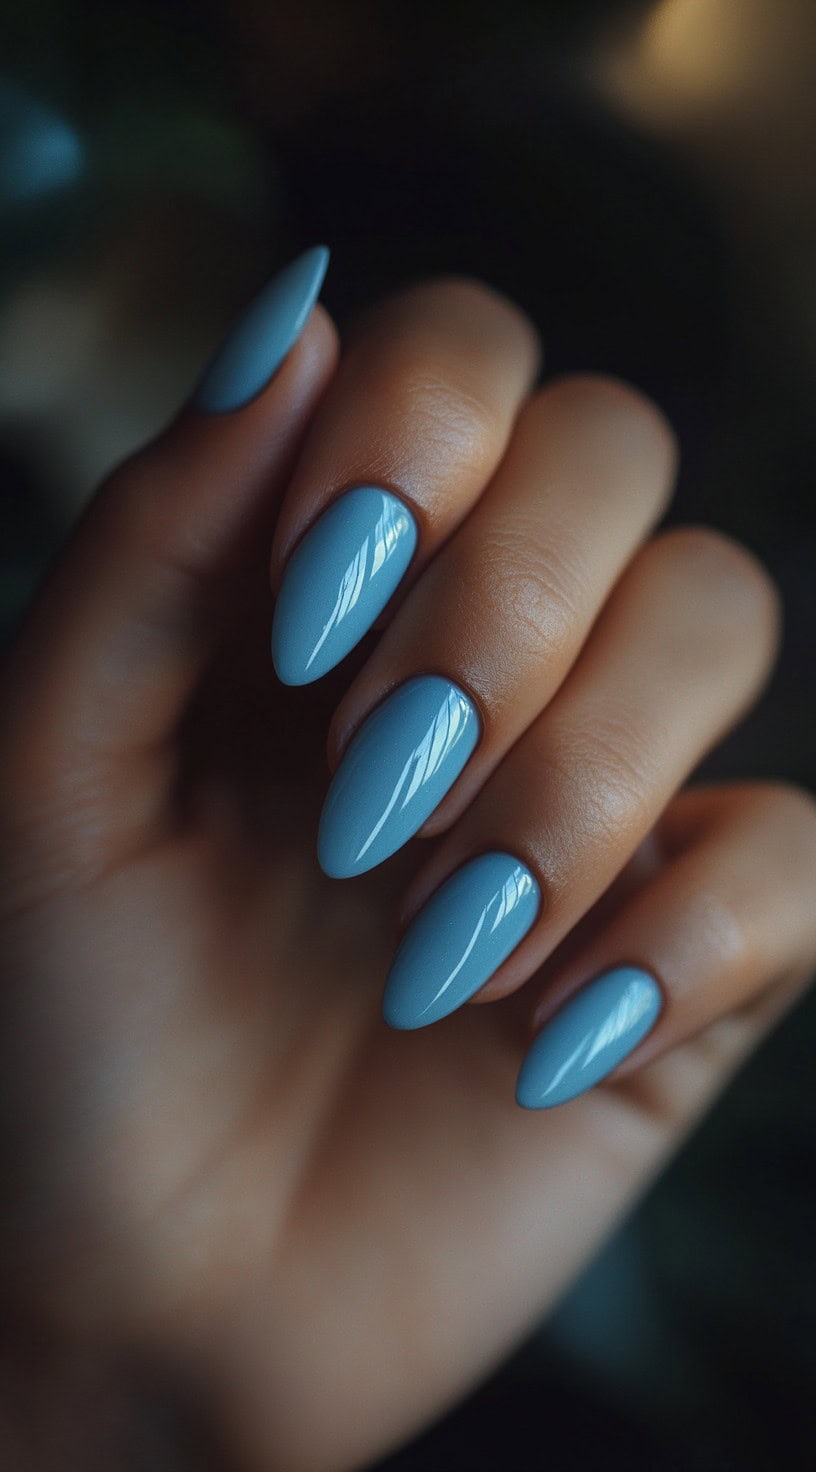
(381, 525), (780, 1028)
(515, 780), (816, 1108)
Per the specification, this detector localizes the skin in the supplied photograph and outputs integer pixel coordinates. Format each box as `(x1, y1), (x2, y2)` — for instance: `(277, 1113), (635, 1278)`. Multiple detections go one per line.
(1, 280), (815, 1472)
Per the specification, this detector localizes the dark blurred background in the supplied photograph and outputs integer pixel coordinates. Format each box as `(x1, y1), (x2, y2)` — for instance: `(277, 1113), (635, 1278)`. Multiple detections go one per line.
(1, 1), (814, 1468)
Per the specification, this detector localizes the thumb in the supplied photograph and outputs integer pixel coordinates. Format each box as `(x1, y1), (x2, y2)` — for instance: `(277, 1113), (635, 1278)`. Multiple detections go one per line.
(0, 250), (338, 878)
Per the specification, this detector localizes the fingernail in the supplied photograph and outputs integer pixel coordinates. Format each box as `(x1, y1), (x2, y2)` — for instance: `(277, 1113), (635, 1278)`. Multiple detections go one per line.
(318, 676), (479, 878)
(193, 244), (329, 414)
(383, 853), (540, 1029)
(515, 966), (663, 1110)
(272, 487), (418, 685)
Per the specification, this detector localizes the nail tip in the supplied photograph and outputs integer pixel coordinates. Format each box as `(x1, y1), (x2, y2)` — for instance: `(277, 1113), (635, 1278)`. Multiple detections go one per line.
(514, 1062), (540, 1110)
(193, 242), (330, 414)
(270, 616), (314, 687)
(307, 242), (331, 271)
(273, 642), (338, 687)
(316, 835), (361, 880)
(295, 242), (331, 302)
(316, 851), (343, 880)
(271, 649), (311, 688)
(381, 853), (540, 1034)
(515, 1079), (566, 1111)
(284, 240), (331, 282)
(381, 1001), (413, 1031)
(317, 676), (480, 880)
(381, 981), (443, 1031)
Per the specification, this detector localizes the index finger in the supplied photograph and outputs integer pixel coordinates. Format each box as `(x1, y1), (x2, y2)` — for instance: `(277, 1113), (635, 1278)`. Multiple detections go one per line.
(270, 277), (541, 686)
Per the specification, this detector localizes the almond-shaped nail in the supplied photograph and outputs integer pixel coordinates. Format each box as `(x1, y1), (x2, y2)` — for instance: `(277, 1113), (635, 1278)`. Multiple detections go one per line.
(272, 487), (418, 685)
(318, 676), (479, 879)
(515, 966), (663, 1109)
(193, 244), (329, 414)
(383, 853), (540, 1028)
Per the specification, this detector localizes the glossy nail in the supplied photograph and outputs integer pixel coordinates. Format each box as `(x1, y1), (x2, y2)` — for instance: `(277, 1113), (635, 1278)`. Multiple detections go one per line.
(193, 244), (329, 414)
(516, 966), (663, 1110)
(272, 487), (417, 685)
(318, 676), (479, 879)
(383, 853), (540, 1029)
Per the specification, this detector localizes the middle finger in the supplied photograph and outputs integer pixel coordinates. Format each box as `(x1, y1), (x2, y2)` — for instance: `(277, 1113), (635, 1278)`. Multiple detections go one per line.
(320, 376), (675, 877)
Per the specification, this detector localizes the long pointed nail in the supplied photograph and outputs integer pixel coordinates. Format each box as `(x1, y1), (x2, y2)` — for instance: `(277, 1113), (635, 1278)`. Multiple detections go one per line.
(193, 244), (329, 414)
(383, 853), (541, 1029)
(272, 487), (418, 685)
(515, 966), (663, 1109)
(318, 676), (479, 879)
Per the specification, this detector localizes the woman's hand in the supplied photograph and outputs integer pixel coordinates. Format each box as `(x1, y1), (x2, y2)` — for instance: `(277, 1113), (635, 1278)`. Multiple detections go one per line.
(1, 257), (814, 1472)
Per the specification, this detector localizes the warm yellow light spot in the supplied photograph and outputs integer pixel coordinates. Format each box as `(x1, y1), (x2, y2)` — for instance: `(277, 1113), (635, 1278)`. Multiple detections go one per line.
(596, 0), (804, 129)
(641, 0), (761, 100)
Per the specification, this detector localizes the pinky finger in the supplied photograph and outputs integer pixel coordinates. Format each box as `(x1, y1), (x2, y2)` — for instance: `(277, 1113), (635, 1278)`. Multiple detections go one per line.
(516, 782), (816, 1109)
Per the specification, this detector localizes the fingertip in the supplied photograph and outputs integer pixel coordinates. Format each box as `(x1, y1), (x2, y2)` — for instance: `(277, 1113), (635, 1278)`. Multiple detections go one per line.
(297, 301), (341, 383)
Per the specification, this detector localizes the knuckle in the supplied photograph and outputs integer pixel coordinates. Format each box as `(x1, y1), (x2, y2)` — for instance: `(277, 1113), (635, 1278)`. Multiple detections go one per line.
(577, 710), (661, 815)
(543, 707), (661, 849)
(93, 459), (148, 534)
(399, 361), (507, 472)
(94, 456), (173, 558)
(97, 457), (214, 591)
(478, 525), (585, 661)
(346, 278), (541, 469)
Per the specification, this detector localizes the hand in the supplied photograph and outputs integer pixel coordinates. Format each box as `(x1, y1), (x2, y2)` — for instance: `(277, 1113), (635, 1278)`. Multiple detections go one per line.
(1, 258), (814, 1472)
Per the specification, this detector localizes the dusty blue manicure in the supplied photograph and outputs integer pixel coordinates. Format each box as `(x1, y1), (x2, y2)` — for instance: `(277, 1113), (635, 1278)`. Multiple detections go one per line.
(383, 853), (540, 1029)
(516, 966), (663, 1110)
(318, 676), (479, 879)
(193, 245), (329, 413)
(272, 487), (417, 685)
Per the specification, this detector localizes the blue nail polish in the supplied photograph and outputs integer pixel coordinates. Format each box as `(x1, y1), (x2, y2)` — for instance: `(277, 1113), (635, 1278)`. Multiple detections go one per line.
(318, 676), (479, 879)
(383, 853), (540, 1029)
(516, 966), (663, 1110)
(272, 487), (417, 685)
(193, 245), (329, 414)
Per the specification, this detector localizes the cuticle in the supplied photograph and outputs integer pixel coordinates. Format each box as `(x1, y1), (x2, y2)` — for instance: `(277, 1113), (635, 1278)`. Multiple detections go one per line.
(333, 667), (486, 771)
(397, 843), (546, 943)
(275, 478), (420, 591)
(531, 958), (666, 1038)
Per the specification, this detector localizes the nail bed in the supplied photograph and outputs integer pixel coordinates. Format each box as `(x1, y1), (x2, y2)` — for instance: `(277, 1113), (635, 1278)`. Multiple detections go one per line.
(272, 486), (417, 685)
(383, 852), (540, 1029)
(318, 676), (479, 879)
(516, 966), (663, 1110)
